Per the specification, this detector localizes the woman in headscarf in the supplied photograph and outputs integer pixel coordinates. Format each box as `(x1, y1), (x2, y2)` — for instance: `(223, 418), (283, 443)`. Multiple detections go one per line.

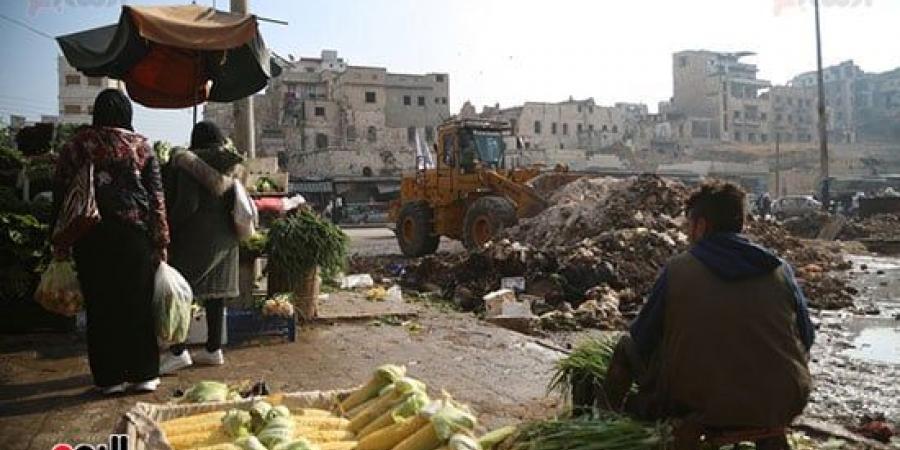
(53, 89), (169, 394)
(160, 121), (243, 374)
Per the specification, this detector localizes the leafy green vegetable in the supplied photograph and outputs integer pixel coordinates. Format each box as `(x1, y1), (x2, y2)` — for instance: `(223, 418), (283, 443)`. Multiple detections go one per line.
(250, 401), (273, 433)
(0, 212), (48, 303)
(257, 415), (295, 448)
(179, 381), (233, 403)
(547, 336), (618, 405)
(509, 415), (670, 450)
(223, 409), (253, 438)
(430, 401), (477, 440)
(267, 211), (348, 281)
(236, 435), (268, 450)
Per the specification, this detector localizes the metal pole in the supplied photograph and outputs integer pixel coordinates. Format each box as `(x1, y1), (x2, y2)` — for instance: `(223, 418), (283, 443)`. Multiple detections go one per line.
(775, 132), (781, 196)
(231, 0), (256, 159)
(814, 0), (829, 211)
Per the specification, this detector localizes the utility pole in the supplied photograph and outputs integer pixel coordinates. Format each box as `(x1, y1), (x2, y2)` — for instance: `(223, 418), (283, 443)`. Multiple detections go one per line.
(775, 132), (781, 197)
(814, 0), (829, 211)
(231, 0), (256, 159)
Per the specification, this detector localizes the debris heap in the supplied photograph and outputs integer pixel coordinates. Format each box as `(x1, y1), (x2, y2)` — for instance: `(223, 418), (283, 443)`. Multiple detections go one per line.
(839, 214), (900, 241)
(403, 175), (855, 329)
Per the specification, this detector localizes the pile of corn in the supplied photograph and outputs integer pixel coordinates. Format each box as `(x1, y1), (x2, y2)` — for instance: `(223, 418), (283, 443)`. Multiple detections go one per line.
(158, 365), (515, 450)
(160, 402), (354, 450)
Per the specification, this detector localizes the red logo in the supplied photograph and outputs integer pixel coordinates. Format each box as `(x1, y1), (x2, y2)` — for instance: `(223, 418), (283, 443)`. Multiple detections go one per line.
(51, 435), (128, 450)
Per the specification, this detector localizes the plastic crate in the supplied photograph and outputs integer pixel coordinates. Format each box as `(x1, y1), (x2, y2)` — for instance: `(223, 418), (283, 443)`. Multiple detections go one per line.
(225, 308), (296, 346)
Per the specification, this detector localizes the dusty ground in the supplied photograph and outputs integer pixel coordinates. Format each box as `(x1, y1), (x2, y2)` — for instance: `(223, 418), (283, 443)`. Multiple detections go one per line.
(0, 305), (563, 450)
(2, 229), (898, 449)
(343, 227), (464, 257)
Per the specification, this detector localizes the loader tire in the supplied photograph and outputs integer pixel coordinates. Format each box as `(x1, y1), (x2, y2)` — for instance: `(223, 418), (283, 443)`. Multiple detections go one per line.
(463, 196), (518, 250)
(396, 202), (440, 257)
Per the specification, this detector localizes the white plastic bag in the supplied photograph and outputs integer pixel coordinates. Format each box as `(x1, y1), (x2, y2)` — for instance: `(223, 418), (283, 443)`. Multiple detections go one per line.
(153, 262), (193, 344)
(233, 181), (258, 239)
(34, 259), (84, 317)
(340, 274), (375, 289)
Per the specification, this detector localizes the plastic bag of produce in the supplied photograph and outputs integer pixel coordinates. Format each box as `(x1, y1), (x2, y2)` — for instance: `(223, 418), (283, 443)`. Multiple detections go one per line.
(153, 262), (193, 343)
(34, 259), (84, 317)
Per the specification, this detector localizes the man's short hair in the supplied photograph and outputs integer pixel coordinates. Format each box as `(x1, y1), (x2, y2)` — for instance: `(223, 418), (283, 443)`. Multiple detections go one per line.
(685, 181), (746, 233)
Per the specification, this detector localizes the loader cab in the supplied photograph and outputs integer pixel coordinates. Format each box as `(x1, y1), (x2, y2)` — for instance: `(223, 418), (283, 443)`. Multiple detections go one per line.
(437, 120), (508, 174)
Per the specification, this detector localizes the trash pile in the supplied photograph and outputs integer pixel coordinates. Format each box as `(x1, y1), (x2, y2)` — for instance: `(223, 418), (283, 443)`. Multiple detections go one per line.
(780, 211), (832, 239)
(403, 175), (856, 331)
(839, 214), (900, 241)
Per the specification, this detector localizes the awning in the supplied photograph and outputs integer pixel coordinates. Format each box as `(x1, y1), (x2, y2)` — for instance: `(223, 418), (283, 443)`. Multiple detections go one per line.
(57, 5), (281, 108)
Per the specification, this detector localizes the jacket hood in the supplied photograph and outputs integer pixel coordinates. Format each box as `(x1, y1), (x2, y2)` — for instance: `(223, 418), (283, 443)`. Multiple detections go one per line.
(689, 232), (782, 281)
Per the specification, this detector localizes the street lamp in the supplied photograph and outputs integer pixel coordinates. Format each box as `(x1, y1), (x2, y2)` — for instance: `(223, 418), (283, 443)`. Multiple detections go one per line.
(814, 0), (830, 211)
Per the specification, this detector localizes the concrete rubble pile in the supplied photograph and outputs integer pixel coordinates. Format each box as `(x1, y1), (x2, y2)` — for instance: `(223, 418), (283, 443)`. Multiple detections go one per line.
(403, 175), (856, 331)
(838, 214), (900, 241)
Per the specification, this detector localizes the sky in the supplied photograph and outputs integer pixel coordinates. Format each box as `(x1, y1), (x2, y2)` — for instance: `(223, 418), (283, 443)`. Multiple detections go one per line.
(1, 0), (899, 145)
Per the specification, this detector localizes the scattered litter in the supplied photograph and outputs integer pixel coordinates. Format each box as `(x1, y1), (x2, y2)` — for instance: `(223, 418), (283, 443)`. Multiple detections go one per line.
(341, 273), (375, 289)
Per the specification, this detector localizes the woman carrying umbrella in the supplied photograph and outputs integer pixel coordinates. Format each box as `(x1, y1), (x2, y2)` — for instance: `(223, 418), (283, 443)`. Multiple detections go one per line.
(53, 89), (169, 394)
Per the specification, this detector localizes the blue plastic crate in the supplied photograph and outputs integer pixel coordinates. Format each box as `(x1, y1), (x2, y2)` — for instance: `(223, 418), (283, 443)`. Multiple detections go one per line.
(226, 308), (296, 346)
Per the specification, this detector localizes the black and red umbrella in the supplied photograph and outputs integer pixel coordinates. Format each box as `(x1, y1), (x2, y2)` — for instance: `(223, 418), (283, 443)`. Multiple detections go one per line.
(56, 4), (281, 109)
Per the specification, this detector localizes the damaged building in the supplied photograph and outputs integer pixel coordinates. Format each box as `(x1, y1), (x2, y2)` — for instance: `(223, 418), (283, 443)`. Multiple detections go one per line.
(205, 50), (450, 209)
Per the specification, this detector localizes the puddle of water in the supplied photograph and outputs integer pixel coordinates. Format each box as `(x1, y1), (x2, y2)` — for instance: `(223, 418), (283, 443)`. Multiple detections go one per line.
(845, 326), (900, 364)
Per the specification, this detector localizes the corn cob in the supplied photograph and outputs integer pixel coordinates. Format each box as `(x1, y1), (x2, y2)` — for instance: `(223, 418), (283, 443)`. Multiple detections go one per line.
(292, 408), (338, 417)
(295, 428), (356, 442)
(348, 393), (405, 431)
(340, 365), (406, 412)
(357, 409), (396, 438)
(166, 429), (232, 449)
(187, 444), (242, 450)
(319, 442), (359, 450)
(161, 411), (227, 430)
(392, 424), (442, 450)
(162, 419), (228, 437)
(292, 416), (351, 430)
(357, 416), (429, 450)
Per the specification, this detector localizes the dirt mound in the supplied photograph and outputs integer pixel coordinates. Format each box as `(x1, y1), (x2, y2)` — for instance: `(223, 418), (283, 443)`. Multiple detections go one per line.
(839, 214), (900, 241)
(403, 175), (855, 329)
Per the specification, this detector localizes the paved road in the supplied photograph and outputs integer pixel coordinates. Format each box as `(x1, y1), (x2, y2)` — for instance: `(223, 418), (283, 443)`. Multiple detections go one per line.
(344, 227), (464, 256)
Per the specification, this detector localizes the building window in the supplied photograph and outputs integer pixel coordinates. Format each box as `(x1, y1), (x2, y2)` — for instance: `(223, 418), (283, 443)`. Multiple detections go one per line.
(367, 126), (377, 143)
(562, 123), (568, 135)
(417, 96), (425, 106)
(577, 123), (583, 133)
(612, 125), (618, 133)
(65, 75), (81, 86)
(305, 67), (315, 73)
(551, 122), (557, 135)
(87, 77), (103, 87)
(733, 111), (741, 119)
(760, 113), (767, 121)
(788, 114), (794, 123)
(679, 56), (688, 67)
(315, 133), (328, 149)
(425, 126), (434, 142)
(577, 105), (582, 113)
(748, 133), (756, 142)
(602, 124), (608, 132)
(589, 106), (594, 114)
(533, 121), (542, 134)
(734, 132), (742, 142)
(407, 127), (417, 144)
(63, 104), (81, 114)
(347, 125), (357, 142)
(403, 95), (411, 106)
(435, 97), (440, 104)
(761, 133), (768, 143)
(365, 91), (376, 103)
(441, 98), (447, 105)
(435, 74), (445, 82)
(776, 113), (783, 122)
(314, 106), (325, 117)
(588, 124), (594, 132)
